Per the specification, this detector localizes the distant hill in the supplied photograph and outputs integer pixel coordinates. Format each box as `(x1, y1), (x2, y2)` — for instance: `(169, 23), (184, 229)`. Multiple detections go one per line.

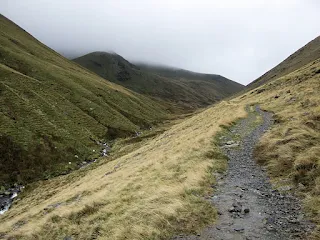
(136, 63), (244, 97)
(0, 14), (168, 185)
(136, 63), (230, 83)
(73, 52), (244, 110)
(248, 35), (320, 88)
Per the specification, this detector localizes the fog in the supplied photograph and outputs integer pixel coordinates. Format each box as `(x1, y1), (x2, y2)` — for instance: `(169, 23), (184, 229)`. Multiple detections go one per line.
(1, 0), (319, 84)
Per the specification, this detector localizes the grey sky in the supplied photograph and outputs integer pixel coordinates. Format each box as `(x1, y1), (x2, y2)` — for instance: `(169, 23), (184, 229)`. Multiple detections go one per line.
(1, 0), (319, 85)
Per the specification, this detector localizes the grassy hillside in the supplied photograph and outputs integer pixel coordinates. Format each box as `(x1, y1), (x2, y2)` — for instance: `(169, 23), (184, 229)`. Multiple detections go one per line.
(136, 63), (242, 96)
(0, 14), (169, 186)
(1, 36), (319, 239)
(73, 52), (244, 110)
(252, 58), (320, 239)
(248, 35), (320, 89)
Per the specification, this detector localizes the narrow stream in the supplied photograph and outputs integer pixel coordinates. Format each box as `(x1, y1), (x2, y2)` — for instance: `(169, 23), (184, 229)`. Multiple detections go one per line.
(0, 186), (23, 215)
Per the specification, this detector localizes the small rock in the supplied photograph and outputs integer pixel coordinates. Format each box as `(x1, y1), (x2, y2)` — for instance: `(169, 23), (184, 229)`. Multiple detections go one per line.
(228, 207), (235, 212)
(234, 226), (244, 232)
(229, 202), (242, 213)
(226, 140), (235, 145)
(274, 95), (279, 99)
(288, 218), (299, 224)
(222, 142), (240, 148)
(266, 225), (276, 232)
(243, 208), (250, 214)
(232, 202), (241, 207)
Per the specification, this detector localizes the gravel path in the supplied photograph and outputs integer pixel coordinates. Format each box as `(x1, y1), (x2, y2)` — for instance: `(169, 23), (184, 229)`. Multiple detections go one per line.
(173, 106), (314, 240)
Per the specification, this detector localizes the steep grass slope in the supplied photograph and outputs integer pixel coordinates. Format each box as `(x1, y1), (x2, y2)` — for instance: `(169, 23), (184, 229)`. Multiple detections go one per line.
(1, 37), (319, 239)
(252, 56), (320, 239)
(0, 95), (246, 240)
(73, 52), (244, 110)
(0, 14), (168, 185)
(248, 35), (320, 89)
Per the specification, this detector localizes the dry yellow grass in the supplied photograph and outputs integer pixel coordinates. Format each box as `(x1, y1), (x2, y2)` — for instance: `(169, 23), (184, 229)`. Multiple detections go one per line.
(1, 56), (319, 239)
(249, 58), (320, 239)
(0, 101), (247, 239)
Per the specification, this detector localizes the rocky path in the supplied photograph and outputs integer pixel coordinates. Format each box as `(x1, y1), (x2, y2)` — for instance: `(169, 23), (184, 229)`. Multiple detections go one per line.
(173, 106), (314, 240)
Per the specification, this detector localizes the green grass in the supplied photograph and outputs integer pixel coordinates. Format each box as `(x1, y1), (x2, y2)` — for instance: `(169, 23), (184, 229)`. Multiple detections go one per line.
(1, 12), (319, 240)
(0, 99), (247, 239)
(0, 14), (169, 185)
(73, 52), (244, 111)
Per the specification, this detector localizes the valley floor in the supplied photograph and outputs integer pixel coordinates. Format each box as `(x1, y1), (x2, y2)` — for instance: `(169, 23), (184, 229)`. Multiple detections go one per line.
(0, 58), (319, 240)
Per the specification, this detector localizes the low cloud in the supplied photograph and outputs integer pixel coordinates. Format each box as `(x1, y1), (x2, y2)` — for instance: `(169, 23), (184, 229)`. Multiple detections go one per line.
(2, 0), (319, 84)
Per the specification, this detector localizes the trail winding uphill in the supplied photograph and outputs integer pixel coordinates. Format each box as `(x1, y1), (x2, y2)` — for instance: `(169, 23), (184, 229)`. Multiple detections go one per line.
(173, 106), (314, 240)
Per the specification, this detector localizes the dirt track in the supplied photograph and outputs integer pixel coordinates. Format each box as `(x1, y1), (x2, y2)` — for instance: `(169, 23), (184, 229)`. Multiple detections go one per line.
(173, 106), (314, 240)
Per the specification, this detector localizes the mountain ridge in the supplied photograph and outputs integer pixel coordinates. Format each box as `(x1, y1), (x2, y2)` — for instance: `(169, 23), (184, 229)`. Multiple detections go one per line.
(73, 52), (244, 110)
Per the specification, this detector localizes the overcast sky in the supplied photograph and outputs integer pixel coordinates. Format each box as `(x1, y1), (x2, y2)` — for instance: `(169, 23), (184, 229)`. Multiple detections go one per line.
(1, 0), (319, 84)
